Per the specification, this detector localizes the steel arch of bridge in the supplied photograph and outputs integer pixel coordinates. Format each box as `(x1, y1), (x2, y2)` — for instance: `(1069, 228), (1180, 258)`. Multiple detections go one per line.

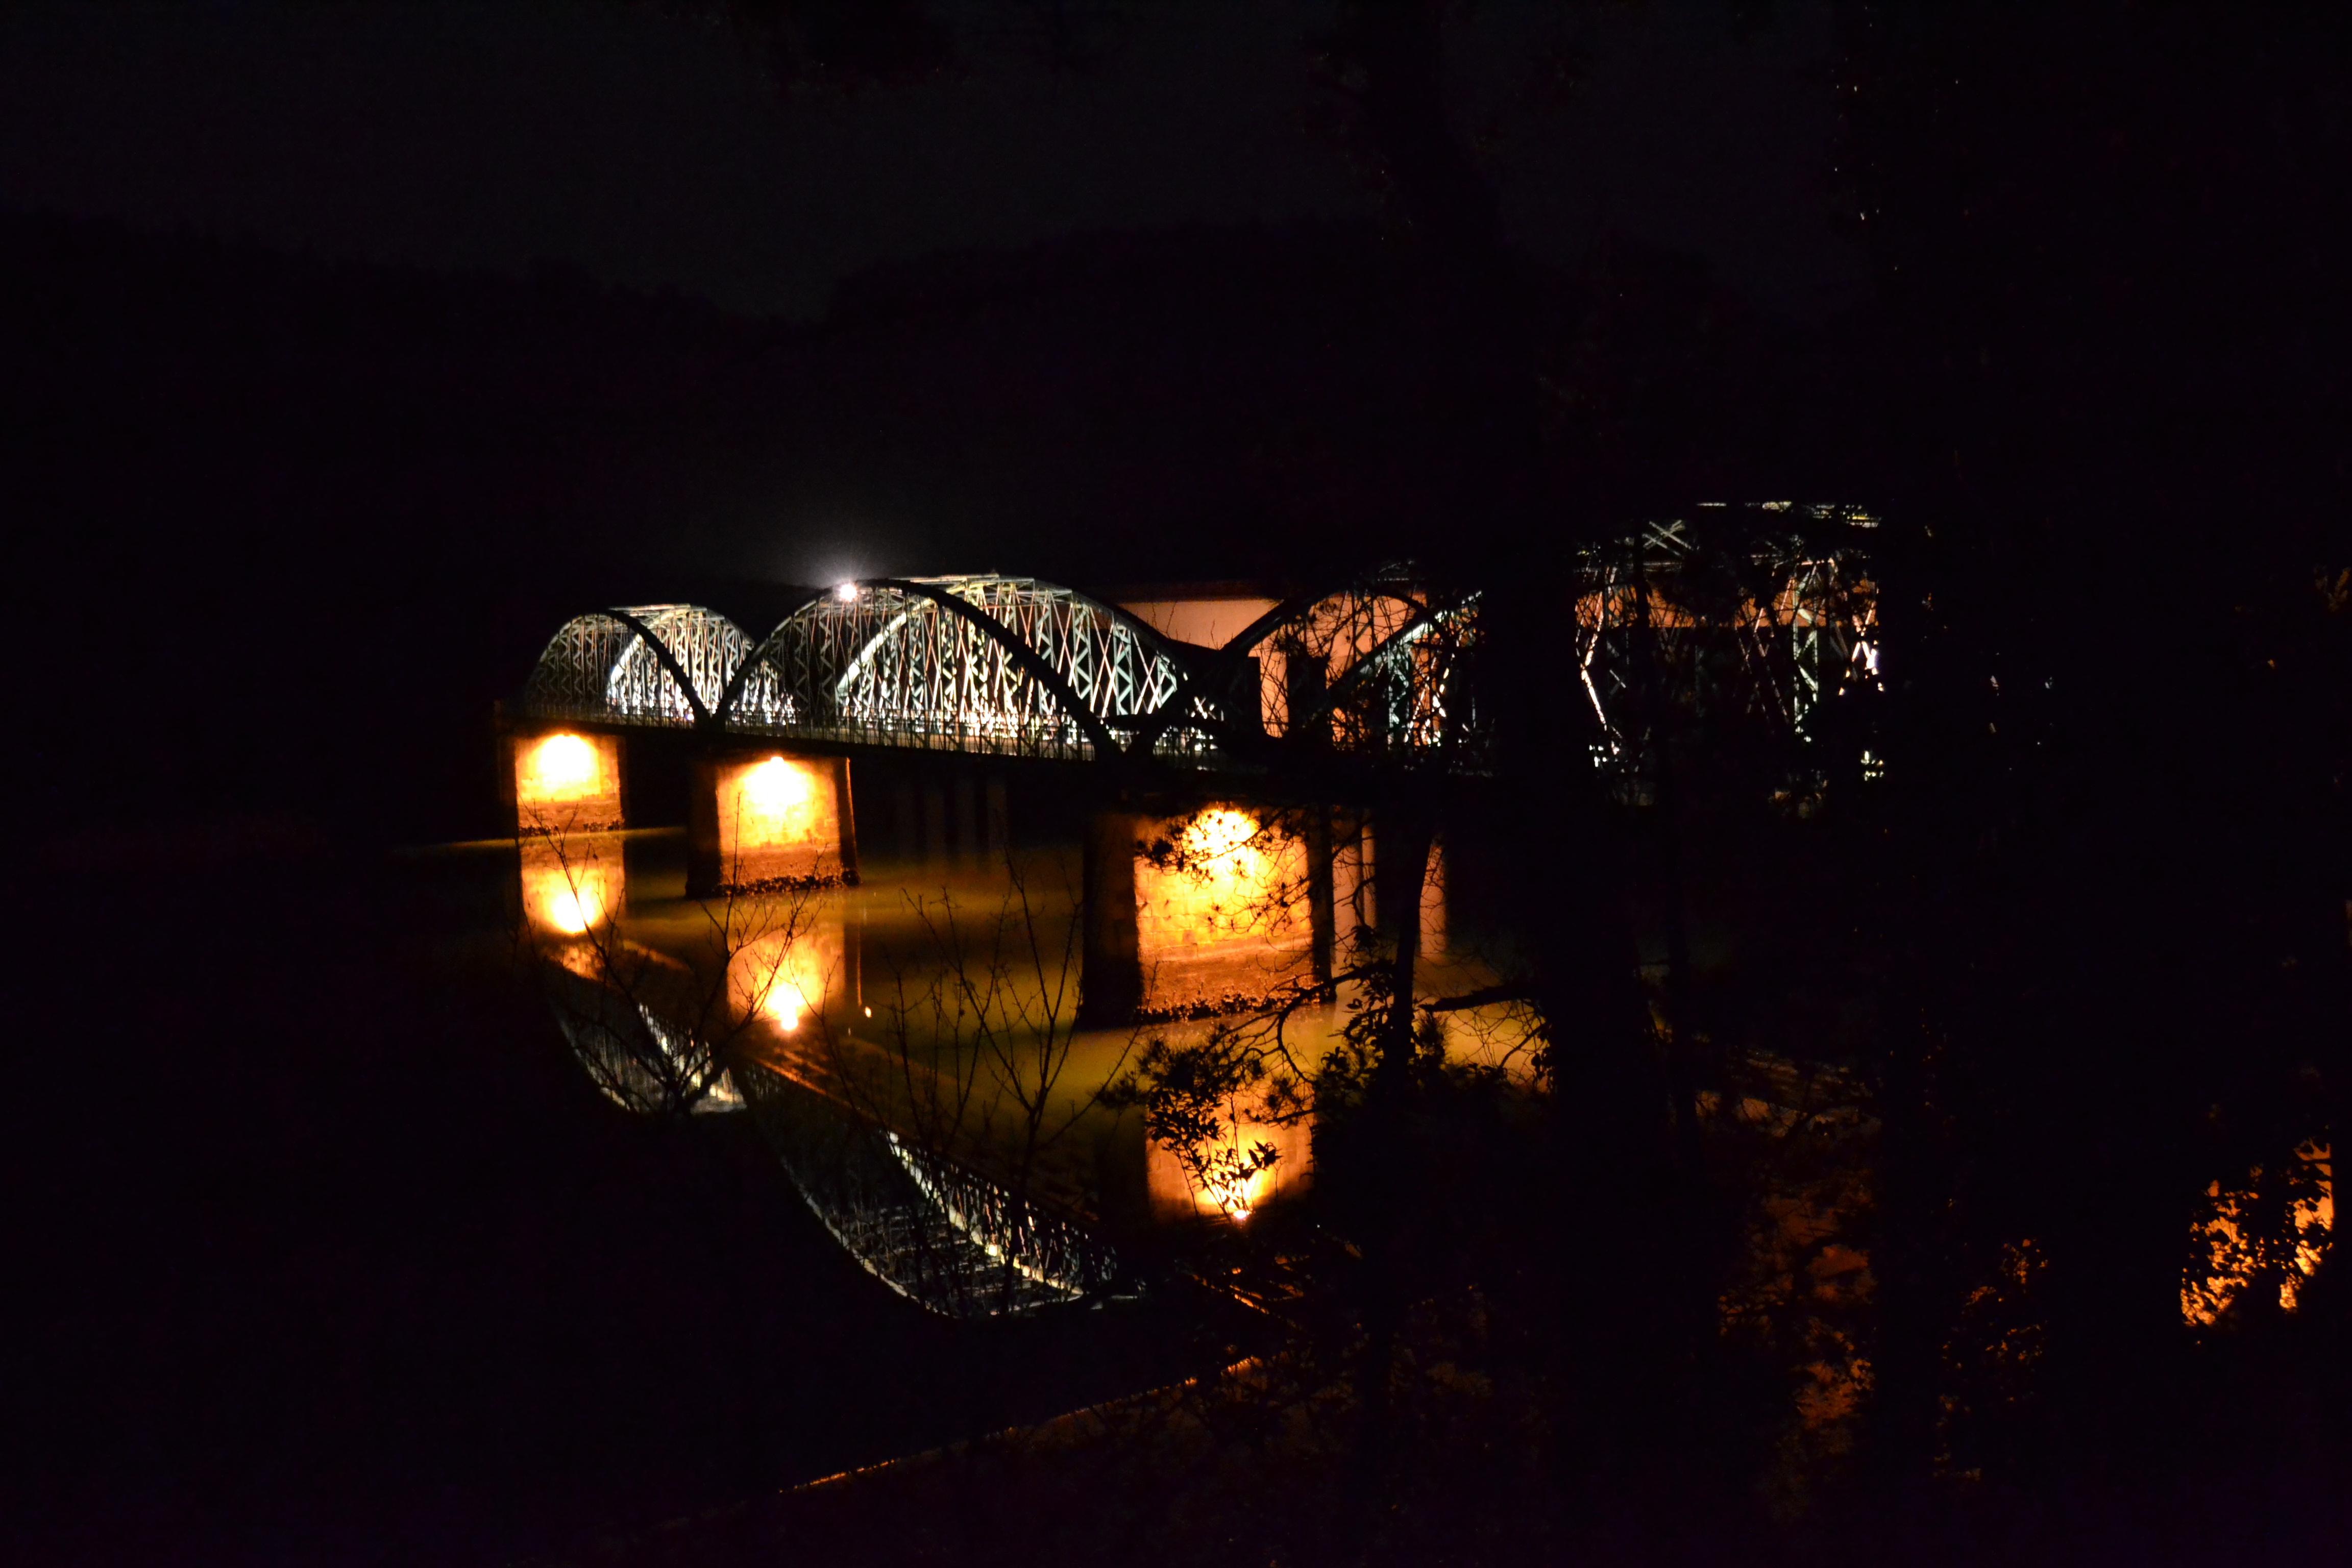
(720, 577), (1215, 762)
(521, 577), (1234, 762)
(1137, 568), (1485, 767)
(522, 604), (753, 730)
(1569, 514), (1881, 773)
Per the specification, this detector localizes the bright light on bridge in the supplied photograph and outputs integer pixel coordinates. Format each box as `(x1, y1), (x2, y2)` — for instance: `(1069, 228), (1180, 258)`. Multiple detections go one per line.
(834, 580), (860, 602)
(713, 753), (842, 885)
(1183, 807), (1260, 865)
(521, 733), (601, 801)
(743, 754), (816, 817)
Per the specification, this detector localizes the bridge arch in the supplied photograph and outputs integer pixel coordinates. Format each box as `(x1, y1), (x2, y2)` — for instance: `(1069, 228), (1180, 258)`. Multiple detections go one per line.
(1567, 518), (1881, 765)
(1138, 569), (1481, 762)
(717, 576), (1213, 761)
(517, 575), (1492, 764)
(522, 604), (753, 729)
(1294, 591), (1484, 761)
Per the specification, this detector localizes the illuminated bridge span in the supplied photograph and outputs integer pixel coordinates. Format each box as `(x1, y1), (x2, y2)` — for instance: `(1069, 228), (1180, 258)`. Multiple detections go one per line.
(520, 571), (1486, 768)
(517, 521), (1881, 776)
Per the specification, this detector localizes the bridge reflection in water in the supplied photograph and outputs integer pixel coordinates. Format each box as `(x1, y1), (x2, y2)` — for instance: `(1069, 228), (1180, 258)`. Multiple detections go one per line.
(520, 835), (1326, 1316)
(507, 547), (1886, 1314)
(515, 818), (1555, 1315)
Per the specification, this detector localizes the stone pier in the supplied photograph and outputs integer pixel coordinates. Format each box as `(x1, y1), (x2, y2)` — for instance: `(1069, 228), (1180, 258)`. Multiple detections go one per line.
(689, 751), (859, 896)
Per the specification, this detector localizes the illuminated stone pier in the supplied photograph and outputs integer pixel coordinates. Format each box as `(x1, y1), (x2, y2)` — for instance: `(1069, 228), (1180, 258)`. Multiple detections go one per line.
(689, 751), (860, 896)
(508, 729), (625, 836)
(1080, 803), (1315, 1024)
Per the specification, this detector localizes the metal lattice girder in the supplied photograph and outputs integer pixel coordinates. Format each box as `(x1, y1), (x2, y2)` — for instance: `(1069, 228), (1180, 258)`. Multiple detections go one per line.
(1570, 506), (1881, 771)
(720, 577), (1201, 761)
(1204, 570), (1488, 766)
(1323, 594), (1485, 762)
(521, 604), (755, 729)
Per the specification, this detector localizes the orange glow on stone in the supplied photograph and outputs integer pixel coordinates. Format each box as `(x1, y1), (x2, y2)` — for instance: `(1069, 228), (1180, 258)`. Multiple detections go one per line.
(714, 754), (841, 884)
(514, 732), (624, 833)
(1133, 806), (1312, 1011)
(522, 734), (599, 799)
(742, 755), (816, 819)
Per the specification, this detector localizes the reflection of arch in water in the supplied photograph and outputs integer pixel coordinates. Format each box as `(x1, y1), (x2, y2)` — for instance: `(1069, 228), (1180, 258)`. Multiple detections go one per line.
(538, 947), (742, 1116)
(733, 1059), (1121, 1318)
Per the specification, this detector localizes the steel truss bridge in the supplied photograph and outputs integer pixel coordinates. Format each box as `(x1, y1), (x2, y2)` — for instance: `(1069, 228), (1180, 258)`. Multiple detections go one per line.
(517, 511), (1882, 779)
(519, 508), (1883, 1315)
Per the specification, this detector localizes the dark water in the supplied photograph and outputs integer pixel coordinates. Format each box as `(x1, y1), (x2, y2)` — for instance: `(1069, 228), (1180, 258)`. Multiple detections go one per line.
(7, 835), (1230, 1566)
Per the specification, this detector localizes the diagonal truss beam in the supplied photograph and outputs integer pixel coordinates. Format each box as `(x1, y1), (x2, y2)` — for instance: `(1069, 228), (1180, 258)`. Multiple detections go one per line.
(713, 586), (829, 728)
(870, 579), (1130, 758)
(604, 606), (720, 729)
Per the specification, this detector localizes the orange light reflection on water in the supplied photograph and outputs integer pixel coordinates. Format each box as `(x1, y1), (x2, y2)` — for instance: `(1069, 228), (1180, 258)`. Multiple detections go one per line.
(727, 922), (844, 1038)
(519, 835), (623, 936)
(1147, 1113), (1312, 1223)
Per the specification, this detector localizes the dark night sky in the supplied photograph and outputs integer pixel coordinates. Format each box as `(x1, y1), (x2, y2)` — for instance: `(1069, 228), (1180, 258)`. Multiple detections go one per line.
(0, 0), (1864, 321)
(3, 0), (1878, 838)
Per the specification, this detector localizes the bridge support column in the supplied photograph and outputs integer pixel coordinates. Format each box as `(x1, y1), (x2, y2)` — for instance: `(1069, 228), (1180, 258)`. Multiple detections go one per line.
(1362, 815), (1445, 963)
(1419, 837), (1447, 961)
(1139, 804), (1315, 1016)
(506, 729), (626, 837)
(1079, 811), (1143, 1027)
(689, 751), (858, 897)
(1306, 807), (1335, 985)
(984, 778), (1010, 868)
(1334, 812), (1370, 957)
